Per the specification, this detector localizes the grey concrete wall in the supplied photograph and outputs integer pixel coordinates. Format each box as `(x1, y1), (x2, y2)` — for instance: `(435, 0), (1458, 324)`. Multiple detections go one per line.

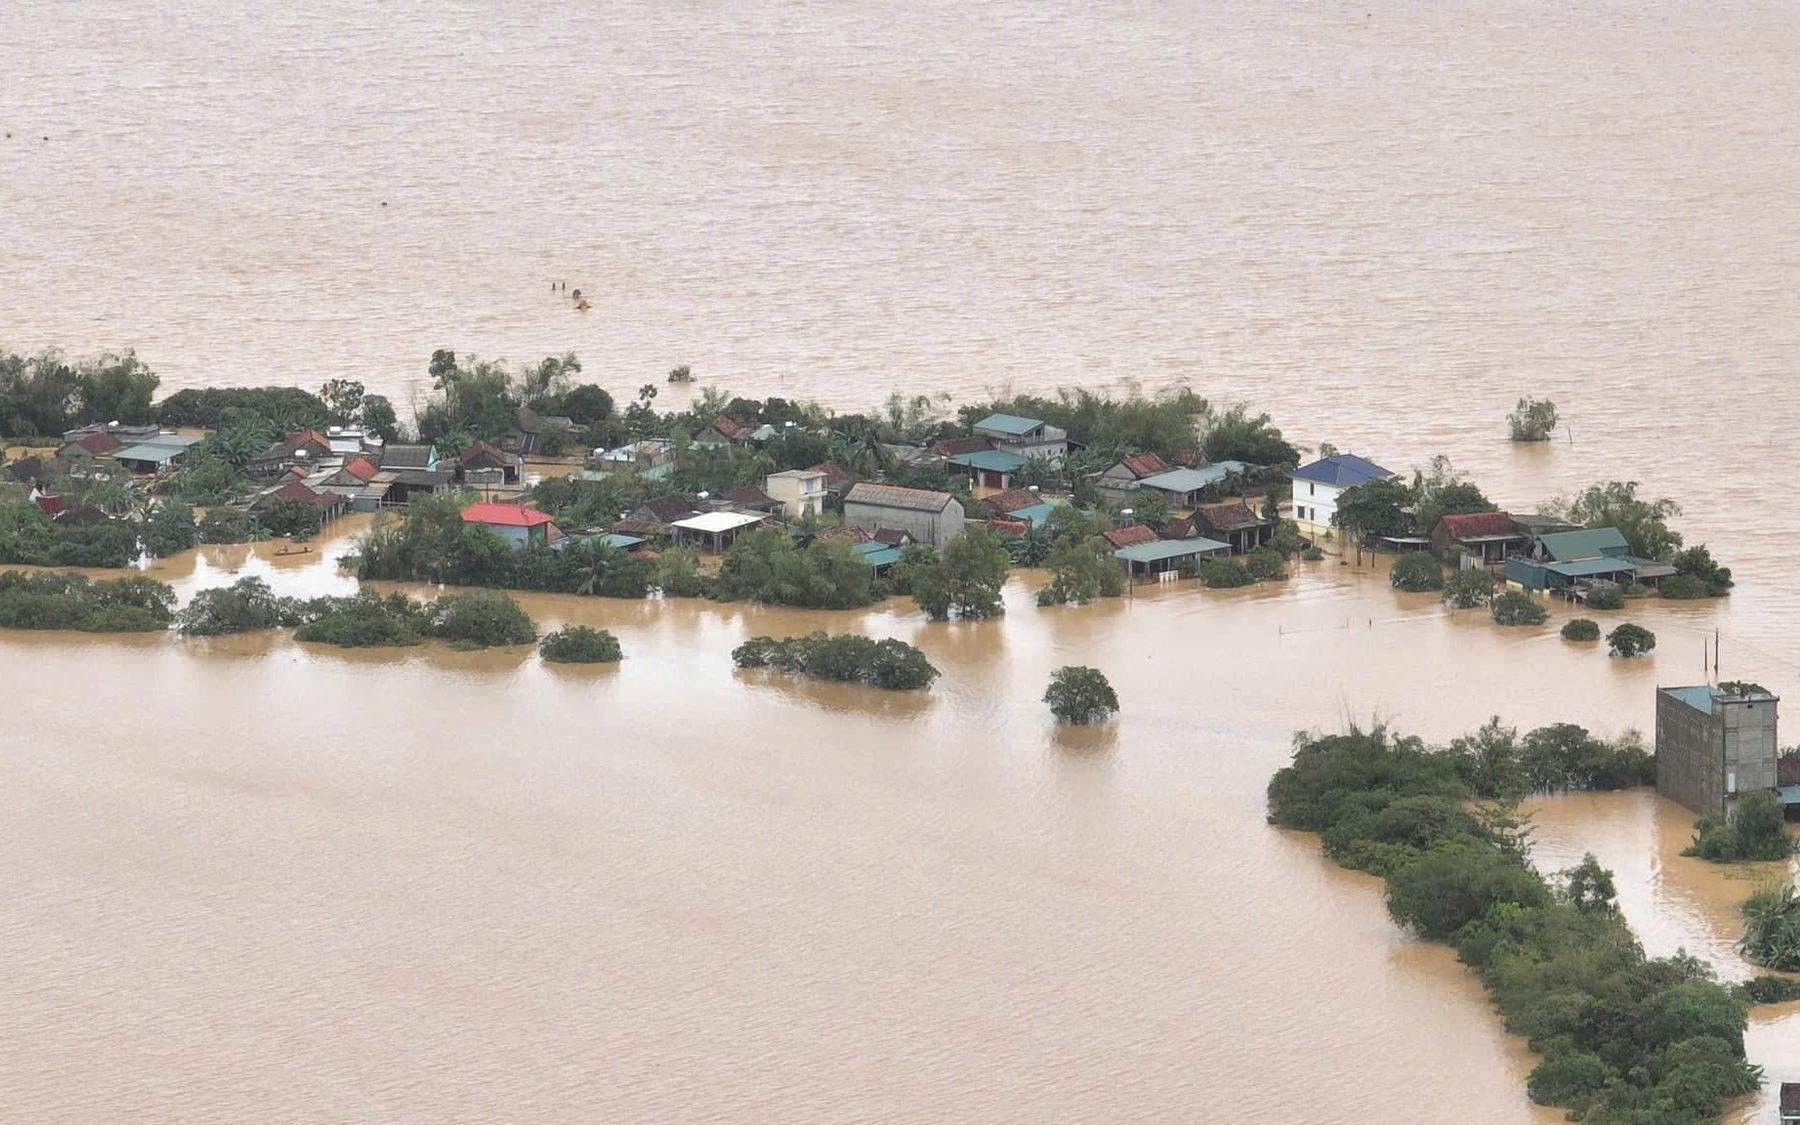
(1656, 691), (1725, 816)
(843, 498), (965, 546)
(1723, 699), (1779, 794)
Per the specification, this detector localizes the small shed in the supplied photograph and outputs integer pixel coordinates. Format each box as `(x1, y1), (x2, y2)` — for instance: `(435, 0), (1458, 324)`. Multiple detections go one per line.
(670, 510), (764, 553)
(1112, 535), (1232, 581)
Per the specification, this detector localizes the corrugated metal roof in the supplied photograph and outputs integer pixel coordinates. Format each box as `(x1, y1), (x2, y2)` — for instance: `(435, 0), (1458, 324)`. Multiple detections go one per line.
(671, 511), (765, 534)
(1113, 537), (1232, 563)
(1102, 525), (1159, 549)
(1137, 462), (1250, 493)
(1540, 557), (1637, 577)
(597, 533), (646, 548)
(1439, 511), (1520, 540)
(851, 544), (904, 568)
(1537, 527), (1629, 561)
(1290, 453), (1394, 487)
(1009, 502), (1056, 528)
(463, 502), (555, 527)
(971, 413), (1044, 436)
(844, 483), (957, 512)
(948, 450), (1028, 472)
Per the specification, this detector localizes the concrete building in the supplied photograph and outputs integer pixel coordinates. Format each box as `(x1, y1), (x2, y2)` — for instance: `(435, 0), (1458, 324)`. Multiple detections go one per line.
(765, 469), (827, 520)
(970, 414), (1069, 460)
(1655, 684), (1780, 816)
(1288, 453), (1397, 540)
(842, 483), (965, 546)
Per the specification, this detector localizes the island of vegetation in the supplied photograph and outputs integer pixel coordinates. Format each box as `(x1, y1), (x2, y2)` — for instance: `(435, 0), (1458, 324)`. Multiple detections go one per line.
(539, 625), (623, 664)
(1044, 665), (1119, 725)
(176, 576), (537, 650)
(1268, 721), (1773, 1125)
(731, 632), (938, 691)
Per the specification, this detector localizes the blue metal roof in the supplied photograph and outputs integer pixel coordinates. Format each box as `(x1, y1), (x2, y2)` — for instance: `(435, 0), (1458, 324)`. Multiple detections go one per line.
(1112, 536), (1232, 563)
(1540, 557), (1638, 578)
(1290, 453), (1395, 487)
(597, 533), (645, 549)
(948, 449), (1029, 472)
(1136, 462), (1250, 493)
(1666, 686), (1717, 714)
(1779, 785), (1800, 807)
(971, 413), (1044, 436)
(1008, 502), (1057, 528)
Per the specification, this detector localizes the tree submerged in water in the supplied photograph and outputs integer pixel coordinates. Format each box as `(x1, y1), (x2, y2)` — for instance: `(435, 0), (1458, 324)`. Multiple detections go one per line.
(1044, 665), (1119, 725)
(1507, 396), (1559, 441)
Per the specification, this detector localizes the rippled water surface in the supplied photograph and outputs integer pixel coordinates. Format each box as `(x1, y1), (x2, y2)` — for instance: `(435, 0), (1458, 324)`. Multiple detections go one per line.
(4, 2), (1800, 1121)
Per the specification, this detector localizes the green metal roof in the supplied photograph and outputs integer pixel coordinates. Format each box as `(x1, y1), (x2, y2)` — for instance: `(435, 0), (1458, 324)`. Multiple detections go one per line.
(1136, 462), (1249, 493)
(1008, 502), (1056, 528)
(971, 413), (1044, 436)
(1666, 685), (1716, 714)
(1112, 536), (1232, 563)
(1540, 557), (1638, 577)
(948, 449), (1028, 472)
(851, 543), (904, 568)
(597, 533), (645, 549)
(1537, 528), (1629, 561)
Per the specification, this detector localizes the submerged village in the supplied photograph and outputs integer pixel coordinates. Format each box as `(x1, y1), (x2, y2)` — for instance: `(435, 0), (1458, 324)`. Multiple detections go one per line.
(4, 348), (1800, 1124)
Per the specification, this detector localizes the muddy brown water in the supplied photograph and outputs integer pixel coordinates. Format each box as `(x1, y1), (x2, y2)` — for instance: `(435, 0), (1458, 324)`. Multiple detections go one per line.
(5, 1), (1800, 1120)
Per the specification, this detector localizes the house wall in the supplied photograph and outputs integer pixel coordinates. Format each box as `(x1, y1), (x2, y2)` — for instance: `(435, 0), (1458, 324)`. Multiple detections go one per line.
(843, 498), (966, 545)
(766, 473), (825, 520)
(1723, 697), (1779, 796)
(470, 522), (532, 549)
(1657, 691), (1724, 816)
(1290, 479), (1346, 539)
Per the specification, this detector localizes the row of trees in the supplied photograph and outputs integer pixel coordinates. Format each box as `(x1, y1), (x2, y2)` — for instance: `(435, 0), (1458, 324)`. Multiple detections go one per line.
(732, 632), (939, 691)
(0, 570), (175, 632)
(0, 349), (161, 438)
(178, 579), (537, 649)
(1267, 724), (1764, 1124)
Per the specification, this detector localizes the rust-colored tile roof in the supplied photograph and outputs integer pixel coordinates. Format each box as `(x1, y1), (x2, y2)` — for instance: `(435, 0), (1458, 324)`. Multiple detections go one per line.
(344, 457), (379, 483)
(844, 483), (957, 512)
(1121, 452), (1169, 478)
(872, 528), (912, 545)
(1439, 511), (1520, 540)
(1171, 449), (1205, 468)
(462, 501), (554, 527)
(640, 495), (698, 523)
(725, 486), (774, 507)
(1102, 525), (1159, 549)
(75, 431), (125, 455)
(1160, 516), (1195, 539)
(703, 414), (751, 440)
(1197, 501), (1266, 532)
(982, 488), (1041, 514)
(809, 461), (850, 487)
(987, 517), (1029, 537)
(817, 526), (874, 544)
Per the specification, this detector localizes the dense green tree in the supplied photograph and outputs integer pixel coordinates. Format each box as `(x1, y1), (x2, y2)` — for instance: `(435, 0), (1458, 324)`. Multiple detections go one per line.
(732, 632), (938, 691)
(1201, 405), (1300, 466)
(1244, 545), (1288, 581)
(154, 386), (328, 430)
(1582, 582), (1626, 610)
(1507, 397), (1559, 441)
(197, 507), (257, 544)
(141, 502), (199, 558)
(540, 625), (623, 663)
(426, 590), (537, 647)
(257, 497), (322, 540)
(1390, 552), (1444, 591)
(1036, 536), (1125, 606)
(358, 394), (400, 443)
(1197, 558), (1254, 588)
(1739, 882), (1800, 971)
(1043, 665), (1120, 725)
(1606, 622), (1655, 657)
(1387, 840), (1553, 940)
(1687, 791), (1797, 864)
(1443, 569), (1498, 608)
(913, 527), (1009, 620)
(713, 527), (875, 609)
(1331, 477), (1414, 545)
(1665, 545), (1733, 598)
(1553, 480), (1683, 560)
(318, 378), (366, 425)
(0, 570), (175, 631)
(177, 577), (298, 636)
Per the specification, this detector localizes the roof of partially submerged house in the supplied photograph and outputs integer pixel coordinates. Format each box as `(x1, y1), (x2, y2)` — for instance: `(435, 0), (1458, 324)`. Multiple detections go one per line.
(949, 449), (1028, 473)
(818, 525), (874, 544)
(698, 414), (753, 440)
(459, 439), (520, 467)
(1439, 511), (1522, 540)
(1102, 525), (1159, 550)
(851, 542), (904, 568)
(71, 431), (124, 456)
(1121, 452), (1169, 478)
(971, 413), (1045, 436)
(844, 483), (959, 512)
(381, 445), (436, 470)
(1113, 536), (1233, 563)
(809, 461), (851, 487)
(462, 502), (555, 528)
(1290, 453), (1395, 487)
(639, 494), (699, 523)
(671, 511), (765, 534)
(1538, 527), (1629, 561)
(724, 486), (775, 508)
(1137, 462), (1251, 493)
(933, 436), (996, 457)
(1196, 501), (1267, 532)
(343, 456), (380, 483)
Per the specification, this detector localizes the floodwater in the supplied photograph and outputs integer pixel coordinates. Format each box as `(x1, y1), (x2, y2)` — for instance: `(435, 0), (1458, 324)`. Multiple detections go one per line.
(4, 1), (1800, 1121)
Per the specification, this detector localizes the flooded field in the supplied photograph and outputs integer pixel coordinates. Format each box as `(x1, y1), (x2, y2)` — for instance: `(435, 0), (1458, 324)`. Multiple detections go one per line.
(4, 0), (1800, 1120)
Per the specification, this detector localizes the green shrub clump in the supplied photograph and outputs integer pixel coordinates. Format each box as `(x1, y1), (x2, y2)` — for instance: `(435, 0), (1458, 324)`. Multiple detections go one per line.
(732, 632), (938, 691)
(1443, 567), (1495, 608)
(1389, 552), (1444, 591)
(426, 590), (537, 648)
(177, 577), (301, 635)
(1197, 558), (1254, 588)
(293, 592), (429, 647)
(0, 570), (175, 632)
(1268, 724), (1760, 1124)
(1583, 582), (1626, 610)
(1244, 545), (1289, 582)
(1490, 590), (1547, 626)
(1560, 618), (1601, 642)
(540, 625), (623, 663)
(1685, 790), (1798, 864)
(1301, 546), (1324, 562)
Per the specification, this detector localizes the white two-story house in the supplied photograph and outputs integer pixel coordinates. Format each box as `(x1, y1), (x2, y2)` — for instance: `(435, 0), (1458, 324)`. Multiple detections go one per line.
(765, 469), (828, 520)
(1289, 453), (1397, 540)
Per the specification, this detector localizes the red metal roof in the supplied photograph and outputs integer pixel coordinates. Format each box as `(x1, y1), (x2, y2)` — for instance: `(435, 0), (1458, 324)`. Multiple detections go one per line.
(983, 488), (1041, 514)
(462, 502), (555, 527)
(1439, 511), (1520, 540)
(1121, 453), (1168, 478)
(1102, 525), (1159, 549)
